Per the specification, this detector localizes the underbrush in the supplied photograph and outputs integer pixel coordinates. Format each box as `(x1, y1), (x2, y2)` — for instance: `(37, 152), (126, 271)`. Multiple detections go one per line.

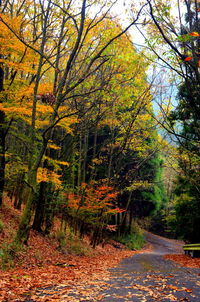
(0, 242), (25, 270)
(114, 221), (145, 250)
(56, 228), (92, 256)
(0, 219), (4, 233)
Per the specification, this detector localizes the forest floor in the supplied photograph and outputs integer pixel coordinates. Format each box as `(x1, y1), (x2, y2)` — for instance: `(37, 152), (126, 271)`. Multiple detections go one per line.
(0, 200), (200, 301)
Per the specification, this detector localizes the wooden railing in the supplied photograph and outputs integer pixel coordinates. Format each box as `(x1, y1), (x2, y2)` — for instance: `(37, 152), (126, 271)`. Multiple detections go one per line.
(183, 243), (200, 257)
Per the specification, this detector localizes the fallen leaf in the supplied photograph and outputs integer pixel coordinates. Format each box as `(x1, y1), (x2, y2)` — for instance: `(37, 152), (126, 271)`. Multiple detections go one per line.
(189, 32), (200, 37)
(185, 288), (192, 293)
(184, 56), (193, 61)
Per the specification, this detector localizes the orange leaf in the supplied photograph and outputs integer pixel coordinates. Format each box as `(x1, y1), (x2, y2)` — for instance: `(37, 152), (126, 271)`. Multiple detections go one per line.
(97, 295), (104, 300)
(184, 56), (193, 61)
(198, 60), (200, 67)
(185, 288), (192, 293)
(189, 32), (200, 37)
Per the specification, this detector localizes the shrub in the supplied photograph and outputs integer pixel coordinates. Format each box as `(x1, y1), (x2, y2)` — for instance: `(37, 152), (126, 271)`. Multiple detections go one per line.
(0, 220), (4, 233)
(57, 230), (66, 249)
(114, 221), (145, 250)
(0, 242), (25, 270)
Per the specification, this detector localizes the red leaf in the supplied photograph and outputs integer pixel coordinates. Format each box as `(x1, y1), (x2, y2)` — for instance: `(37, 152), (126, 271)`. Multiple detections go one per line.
(184, 56), (193, 61)
(185, 288), (192, 293)
(189, 32), (200, 37)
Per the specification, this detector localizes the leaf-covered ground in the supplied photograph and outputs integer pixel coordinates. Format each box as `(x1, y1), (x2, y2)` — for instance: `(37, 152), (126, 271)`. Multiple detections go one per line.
(1, 203), (200, 302)
(0, 201), (137, 301)
(165, 254), (200, 269)
(0, 239), (135, 301)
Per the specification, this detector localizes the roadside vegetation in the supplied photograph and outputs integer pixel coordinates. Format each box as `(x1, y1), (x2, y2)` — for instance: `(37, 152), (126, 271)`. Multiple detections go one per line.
(0, 0), (200, 299)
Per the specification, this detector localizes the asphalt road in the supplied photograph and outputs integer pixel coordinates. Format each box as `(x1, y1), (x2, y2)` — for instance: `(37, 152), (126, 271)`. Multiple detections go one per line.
(99, 232), (200, 302)
(25, 233), (200, 301)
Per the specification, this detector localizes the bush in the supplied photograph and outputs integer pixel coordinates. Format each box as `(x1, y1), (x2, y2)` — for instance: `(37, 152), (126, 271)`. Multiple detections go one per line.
(57, 227), (92, 256)
(0, 242), (25, 270)
(67, 240), (91, 256)
(114, 221), (145, 250)
(0, 220), (4, 233)
(57, 230), (67, 249)
(175, 193), (200, 242)
(115, 232), (145, 250)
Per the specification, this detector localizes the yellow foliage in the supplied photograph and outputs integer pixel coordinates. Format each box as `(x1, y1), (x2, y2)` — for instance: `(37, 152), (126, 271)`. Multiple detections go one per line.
(126, 181), (152, 191)
(48, 143), (61, 150)
(92, 158), (103, 165)
(37, 167), (62, 188)
(0, 14), (38, 74)
(36, 104), (54, 114)
(0, 103), (32, 117)
(16, 84), (34, 100)
(55, 160), (69, 166)
(56, 116), (78, 134)
(38, 82), (53, 95)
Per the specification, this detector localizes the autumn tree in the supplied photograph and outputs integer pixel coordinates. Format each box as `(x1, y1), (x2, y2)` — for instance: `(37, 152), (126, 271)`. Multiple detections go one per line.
(39, 18), (158, 241)
(140, 0), (200, 241)
(0, 0), (150, 244)
(0, 0), (38, 207)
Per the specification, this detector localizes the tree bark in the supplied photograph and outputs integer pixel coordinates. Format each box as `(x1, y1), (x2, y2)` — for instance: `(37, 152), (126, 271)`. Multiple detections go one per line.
(0, 64), (5, 207)
(32, 180), (46, 232)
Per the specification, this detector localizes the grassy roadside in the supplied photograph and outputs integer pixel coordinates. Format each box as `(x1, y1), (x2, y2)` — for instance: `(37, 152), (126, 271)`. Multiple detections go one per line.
(112, 221), (146, 250)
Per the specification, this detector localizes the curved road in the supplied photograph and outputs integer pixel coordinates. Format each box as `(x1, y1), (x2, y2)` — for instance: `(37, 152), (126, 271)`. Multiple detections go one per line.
(99, 232), (200, 301)
(26, 233), (200, 301)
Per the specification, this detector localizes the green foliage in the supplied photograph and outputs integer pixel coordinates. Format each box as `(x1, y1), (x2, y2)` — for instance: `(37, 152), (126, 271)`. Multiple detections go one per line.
(174, 193), (200, 242)
(0, 220), (4, 233)
(0, 0), (168, 248)
(67, 240), (91, 256)
(114, 221), (145, 250)
(165, 212), (177, 237)
(66, 228), (92, 256)
(137, 154), (168, 218)
(57, 230), (67, 249)
(0, 242), (25, 270)
(56, 227), (92, 255)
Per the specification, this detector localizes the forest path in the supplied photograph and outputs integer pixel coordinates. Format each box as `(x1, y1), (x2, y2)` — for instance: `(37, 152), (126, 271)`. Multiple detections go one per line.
(25, 233), (200, 301)
(98, 232), (200, 301)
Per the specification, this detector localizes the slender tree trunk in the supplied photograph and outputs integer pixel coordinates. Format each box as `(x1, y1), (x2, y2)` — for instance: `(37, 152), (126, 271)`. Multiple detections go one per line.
(32, 180), (46, 232)
(128, 207), (133, 233)
(15, 1), (52, 244)
(32, 156), (50, 233)
(107, 130), (114, 183)
(77, 130), (82, 189)
(71, 143), (75, 193)
(82, 130), (88, 183)
(120, 190), (133, 234)
(44, 183), (55, 235)
(0, 64), (5, 207)
(13, 173), (25, 210)
(15, 169), (37, 244)
(90, 127), (98, 181)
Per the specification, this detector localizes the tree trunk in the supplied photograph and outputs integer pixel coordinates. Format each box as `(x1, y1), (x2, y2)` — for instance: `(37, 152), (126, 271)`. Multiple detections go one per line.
(82, 130), (88, 183)
(128, 208), (133, 233)
(0, 65), (5, 207)
(32, 180), (46, 232)
(44, 184), (55, 235)
(15, 170), (37, 244)
(107, 130), (114, 183)
(90, 127), (98, 181)
(120, 190), (133, 234)
(77, 130), (82, 189)
(13, 173), (24, 209)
